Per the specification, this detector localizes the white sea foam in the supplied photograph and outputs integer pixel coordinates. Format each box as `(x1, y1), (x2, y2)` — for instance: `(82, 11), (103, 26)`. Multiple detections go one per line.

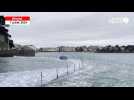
(0, 59), (83, 87)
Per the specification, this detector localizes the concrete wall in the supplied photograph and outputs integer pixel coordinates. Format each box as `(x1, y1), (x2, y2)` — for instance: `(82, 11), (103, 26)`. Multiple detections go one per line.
(0, 34), (5, 42)
(0, 41), (8, 50)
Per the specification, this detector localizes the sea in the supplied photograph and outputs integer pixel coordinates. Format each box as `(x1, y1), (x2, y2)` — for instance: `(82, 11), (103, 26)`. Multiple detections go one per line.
(0, 52), (134, 87)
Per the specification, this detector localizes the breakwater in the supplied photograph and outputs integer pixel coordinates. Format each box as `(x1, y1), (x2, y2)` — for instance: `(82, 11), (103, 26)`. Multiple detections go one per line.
(0, 49), (35, 57)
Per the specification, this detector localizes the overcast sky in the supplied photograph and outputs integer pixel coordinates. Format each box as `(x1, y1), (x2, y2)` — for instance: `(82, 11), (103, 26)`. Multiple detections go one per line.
(1, 12), (134, 48)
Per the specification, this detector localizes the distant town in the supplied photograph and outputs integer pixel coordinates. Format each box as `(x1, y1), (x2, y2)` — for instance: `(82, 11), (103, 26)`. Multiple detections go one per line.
(38, 45), (134, 53)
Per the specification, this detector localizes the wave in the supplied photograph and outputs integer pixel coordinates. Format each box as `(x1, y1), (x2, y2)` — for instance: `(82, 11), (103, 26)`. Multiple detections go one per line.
(0, 59), (83, 87)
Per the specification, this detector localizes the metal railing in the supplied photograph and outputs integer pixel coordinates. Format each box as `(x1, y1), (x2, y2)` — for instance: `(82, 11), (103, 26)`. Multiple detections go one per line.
(40, 60), (84, 87)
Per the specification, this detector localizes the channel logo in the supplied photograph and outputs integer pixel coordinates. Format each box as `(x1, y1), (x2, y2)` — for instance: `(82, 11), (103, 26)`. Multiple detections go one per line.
(108, 17), (129, 24)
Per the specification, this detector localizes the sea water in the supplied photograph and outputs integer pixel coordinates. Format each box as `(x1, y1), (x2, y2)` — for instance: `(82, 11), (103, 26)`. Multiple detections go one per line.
(0, 52), (134, 87)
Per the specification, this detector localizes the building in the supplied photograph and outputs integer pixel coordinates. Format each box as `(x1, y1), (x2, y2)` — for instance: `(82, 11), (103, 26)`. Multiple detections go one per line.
(0, 16), (14, 51)
(58, 46), (76, 52)
(14, 45), (36, 57)
(39, 47), (59, 52)
(0, 16), (15, 57)
(87, 46), (100, 52)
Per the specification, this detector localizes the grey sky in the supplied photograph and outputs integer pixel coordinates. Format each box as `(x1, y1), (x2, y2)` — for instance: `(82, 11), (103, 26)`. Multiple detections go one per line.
(1, 12), (134, 48)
